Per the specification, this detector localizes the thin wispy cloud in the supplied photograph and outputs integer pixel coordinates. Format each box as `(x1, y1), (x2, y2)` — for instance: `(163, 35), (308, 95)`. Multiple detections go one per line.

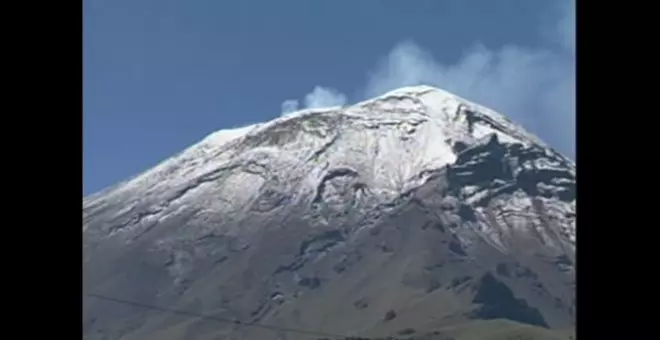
(282, 1), (575, 158)
(281, 99), (300, 115)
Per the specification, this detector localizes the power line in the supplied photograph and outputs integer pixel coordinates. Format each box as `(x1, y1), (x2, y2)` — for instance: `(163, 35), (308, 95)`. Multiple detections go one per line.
(85, 292), (346, 339)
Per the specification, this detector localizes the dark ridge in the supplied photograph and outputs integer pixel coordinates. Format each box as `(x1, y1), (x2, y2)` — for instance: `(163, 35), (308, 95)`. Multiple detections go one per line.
(274, 258), (305, 274)
(457, 204), (477, 222)
(555, 254), (573, 267)
(471, 273), (548, 328)
(463, 107), (477, 134)
(298, 277), (321, 289)
(556, 186), (575, 201)
(299, 230), (345, 256)
(444, 136), (575, 210)
(378, 243), (393, 253)
(333, 252), (362, 273)
(426, 278), (442, 293)
(353, 298), (369, 309)
(312, 168), (360, 204)
(450, 276), (471, 289)
(448, 140), (512, 190)
(452, 141), (468, 153)
(433, 222), (445, 233)
(448, 239), (467, 256)
(516, 168), (575, 202)
(249, 298), (272, 321)
(384, 310), (397, 321)
(251, 187), (290, 212)
(275, 229), (346, 274)
(460, 105), (524, 142)
(514, 266), (539, 280)
(397, 328), (416, 335)
(308, 133), (341, 161)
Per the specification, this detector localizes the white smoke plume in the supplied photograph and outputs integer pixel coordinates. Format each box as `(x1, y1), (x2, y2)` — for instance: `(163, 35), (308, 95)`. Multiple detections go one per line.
(281, 1), (574, 157)
(280, 99), (300, 115)
(281, 86), (348, 115)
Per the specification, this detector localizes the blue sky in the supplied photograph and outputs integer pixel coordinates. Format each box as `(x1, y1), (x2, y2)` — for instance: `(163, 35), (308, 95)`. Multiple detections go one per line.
(83, 0), (574, 196)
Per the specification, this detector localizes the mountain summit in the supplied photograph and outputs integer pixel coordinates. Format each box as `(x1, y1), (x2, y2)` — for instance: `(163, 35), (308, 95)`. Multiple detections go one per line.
(83, 85), (575, 340)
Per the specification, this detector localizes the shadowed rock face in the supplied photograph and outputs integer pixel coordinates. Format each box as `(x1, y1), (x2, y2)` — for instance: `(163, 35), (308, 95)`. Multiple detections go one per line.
(83, 86), (575, 340)
(471, 273), (548, 328)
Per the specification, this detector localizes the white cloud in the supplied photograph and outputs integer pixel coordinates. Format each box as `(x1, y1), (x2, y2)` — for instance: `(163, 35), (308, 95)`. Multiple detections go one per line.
(280, 0), (575, 157)
(360, 1), (575, 157)
(280, 86), (348, 115)
(281, 99), (300, 115)
(304, 86), (348, 108)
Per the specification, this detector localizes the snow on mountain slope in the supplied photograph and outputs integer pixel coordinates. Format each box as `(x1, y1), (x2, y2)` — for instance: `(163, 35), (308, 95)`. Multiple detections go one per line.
(84, 85), (573, 248)
(83, 85), (575, 340)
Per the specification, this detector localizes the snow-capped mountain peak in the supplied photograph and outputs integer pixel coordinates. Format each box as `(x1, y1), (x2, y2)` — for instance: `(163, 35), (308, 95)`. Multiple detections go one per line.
(85, 85), (573, 250)
(84, 85), (576, 339)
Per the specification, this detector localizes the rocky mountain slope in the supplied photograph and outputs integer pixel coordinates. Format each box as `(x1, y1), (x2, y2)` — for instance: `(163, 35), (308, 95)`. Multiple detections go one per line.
(83, 85), (576, 340)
